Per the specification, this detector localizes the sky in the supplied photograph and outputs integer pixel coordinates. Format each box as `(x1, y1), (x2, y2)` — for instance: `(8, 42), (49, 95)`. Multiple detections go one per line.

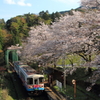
(0, 0), (81, 22)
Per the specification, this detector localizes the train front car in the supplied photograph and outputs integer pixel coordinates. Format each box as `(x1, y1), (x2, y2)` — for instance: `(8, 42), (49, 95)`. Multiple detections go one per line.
(20, 64), (45, 95)
(26, 74), (45, 95)
(13, 61), (45, 95)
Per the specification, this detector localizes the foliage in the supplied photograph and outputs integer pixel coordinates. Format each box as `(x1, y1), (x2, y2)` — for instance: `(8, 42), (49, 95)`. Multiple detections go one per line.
(21, 8), (100, 69)
(57, 54), (83, 67)
(1, 0), (100, 69)
(81, 0), (100, 9)
(67, 67), (92, 82)
(4, 11), (62, 48)
(53, 85), (59, 91)
(53, 84), (99, 100)
(0, 52), (4, 65)
(0, 19), (5, 29)
(0, 28), (12, 50)
(0, 89), (13, 100)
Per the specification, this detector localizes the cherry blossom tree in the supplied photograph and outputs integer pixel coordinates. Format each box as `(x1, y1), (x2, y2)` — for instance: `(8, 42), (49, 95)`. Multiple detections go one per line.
(21, 9), (100, 68)
(81, 0), (100, 9)
(21, 12), (83, 63)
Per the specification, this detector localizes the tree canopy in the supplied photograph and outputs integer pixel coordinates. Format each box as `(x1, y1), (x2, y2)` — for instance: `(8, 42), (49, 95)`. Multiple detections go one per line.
(21, 9), (100, 66)
(0, 11), (61, 50)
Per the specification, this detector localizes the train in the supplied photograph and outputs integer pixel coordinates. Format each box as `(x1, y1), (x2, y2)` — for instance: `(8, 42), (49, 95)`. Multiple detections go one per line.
(13, 61), (45, 95)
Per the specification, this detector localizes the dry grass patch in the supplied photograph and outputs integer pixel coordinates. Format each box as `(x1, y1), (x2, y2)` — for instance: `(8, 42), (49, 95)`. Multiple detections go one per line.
(1, 89), (13, 100)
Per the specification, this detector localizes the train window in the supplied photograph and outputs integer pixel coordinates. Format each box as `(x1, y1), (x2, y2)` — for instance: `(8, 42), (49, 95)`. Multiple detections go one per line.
(15, 64), (19, 71)
(34, 79), (38, 84)
(20, 72), (25, 81)
(27, 78), (33, 85)
(39, 77), (44, 84)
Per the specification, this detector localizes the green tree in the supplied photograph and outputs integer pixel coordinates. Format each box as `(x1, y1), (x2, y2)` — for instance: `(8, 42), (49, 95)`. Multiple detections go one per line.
(0, 29), (12, 50)
(0, 43), (2, 50)
(50, 12), (61, 22)
(0, 51), (4, 65)
(55, 12), (61, 19)
(25, 13), (39, 27)
(10, 22), (19, 34)
(12, 34), (21, 45)
(39, 10), (50, 20)
(68, 9), (74, 15)
(51, 12), (56, 22)
(39, 11), (45, 17)
(0, 19), (5, 29)
(0, 29), (5, 49)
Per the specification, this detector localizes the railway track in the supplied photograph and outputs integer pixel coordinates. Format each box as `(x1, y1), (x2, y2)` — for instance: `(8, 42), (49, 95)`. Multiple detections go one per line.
(8, 62), (49, 100)
(8, 64), (28, 100)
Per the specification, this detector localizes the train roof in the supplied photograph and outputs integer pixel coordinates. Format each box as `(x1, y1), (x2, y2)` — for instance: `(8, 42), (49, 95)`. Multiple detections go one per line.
(21, 65), (37, 75)
(14, 61), (43, 76)
(14, 61), (25, 65)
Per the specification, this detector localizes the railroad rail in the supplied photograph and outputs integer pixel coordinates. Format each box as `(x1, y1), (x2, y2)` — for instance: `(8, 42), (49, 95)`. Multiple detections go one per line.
(9, 62), (66, 100)
(9, 62), (49, 100)
(8, 63), (22, 100)
(45, 86), (65, 100)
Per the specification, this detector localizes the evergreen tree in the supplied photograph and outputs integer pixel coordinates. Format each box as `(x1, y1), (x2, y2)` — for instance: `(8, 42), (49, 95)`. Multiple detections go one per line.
(0, 19), (6, 29)
(50, 12), (56, 22)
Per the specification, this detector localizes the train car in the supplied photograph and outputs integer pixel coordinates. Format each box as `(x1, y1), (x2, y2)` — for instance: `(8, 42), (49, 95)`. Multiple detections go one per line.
(13, 61), (44, 95)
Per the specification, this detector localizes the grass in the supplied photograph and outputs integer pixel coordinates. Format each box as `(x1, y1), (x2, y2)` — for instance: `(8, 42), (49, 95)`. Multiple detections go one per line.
(0, 70), (27, 100)
(0, 89), (13, 100)
(5, 73), (17, 99)
(0, 73), (14, 100)
(53, 84), (100, 100)
(53, 67), (100, 100)
(8, 72), (27, 99)
(96, 79), (100, 84)
(66, 67), (92, 83)
(57, 54), (84, 66)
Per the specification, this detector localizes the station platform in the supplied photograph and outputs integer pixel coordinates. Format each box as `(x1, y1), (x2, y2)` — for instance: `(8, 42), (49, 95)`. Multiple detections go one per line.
(44, 82), (67, 100)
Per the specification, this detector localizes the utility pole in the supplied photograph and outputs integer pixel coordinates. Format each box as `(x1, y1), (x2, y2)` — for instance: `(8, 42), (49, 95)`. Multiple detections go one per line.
(62, 54), (66, 88)
(63, 71), (66, 88)
(72, 79), (76, 99)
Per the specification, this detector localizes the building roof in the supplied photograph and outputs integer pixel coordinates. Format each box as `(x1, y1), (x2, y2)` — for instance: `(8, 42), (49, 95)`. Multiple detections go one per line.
(0, 67), (6, 72)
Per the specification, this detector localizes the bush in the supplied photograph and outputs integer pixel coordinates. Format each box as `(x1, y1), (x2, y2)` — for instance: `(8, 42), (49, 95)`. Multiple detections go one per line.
(0, 52), (4, 65)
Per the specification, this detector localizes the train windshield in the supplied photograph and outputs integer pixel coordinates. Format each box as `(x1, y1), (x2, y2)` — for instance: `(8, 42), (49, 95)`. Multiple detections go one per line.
(34, 79), (38, 84)
(39, 77), (44, 84)
(27, 78), (33, 85)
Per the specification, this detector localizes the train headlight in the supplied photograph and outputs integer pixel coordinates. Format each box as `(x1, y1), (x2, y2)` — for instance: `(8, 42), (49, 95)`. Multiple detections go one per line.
(28, 85), (33, 89)
(40, 85), (44, 88)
